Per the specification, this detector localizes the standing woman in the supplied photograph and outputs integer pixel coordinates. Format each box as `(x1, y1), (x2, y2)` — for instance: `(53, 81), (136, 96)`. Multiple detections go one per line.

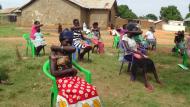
(71, 19), (92, 60)
(30, 20), (43, 40)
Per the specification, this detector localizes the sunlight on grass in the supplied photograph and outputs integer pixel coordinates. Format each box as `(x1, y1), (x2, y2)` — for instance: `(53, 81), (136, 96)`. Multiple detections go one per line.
(0, 24), (27, 37)
(0, 29), (190, 107)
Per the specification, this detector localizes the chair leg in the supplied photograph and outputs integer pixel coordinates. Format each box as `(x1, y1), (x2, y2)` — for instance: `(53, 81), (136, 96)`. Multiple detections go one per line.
(43, 47), (45, 55)
(26, 46), (28, 56)
(127, 62), (131, 72)
(119, 61), (124, 75)
(88, 51), (90, 61)
(51, 92), (54, 107)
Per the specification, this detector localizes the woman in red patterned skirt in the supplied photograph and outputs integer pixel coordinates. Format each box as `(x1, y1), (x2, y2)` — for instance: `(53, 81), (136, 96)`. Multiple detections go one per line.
(50, 31), (101, 107)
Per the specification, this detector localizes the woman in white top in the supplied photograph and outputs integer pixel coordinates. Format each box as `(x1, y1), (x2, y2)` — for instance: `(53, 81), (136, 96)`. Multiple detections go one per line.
(145, 27), (156, 50)
(121, 24), (161, 91)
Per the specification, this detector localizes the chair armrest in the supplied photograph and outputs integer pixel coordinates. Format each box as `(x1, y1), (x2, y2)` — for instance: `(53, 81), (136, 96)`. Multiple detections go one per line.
(72, 61), (92, 84)
(42, 60), (56, 82)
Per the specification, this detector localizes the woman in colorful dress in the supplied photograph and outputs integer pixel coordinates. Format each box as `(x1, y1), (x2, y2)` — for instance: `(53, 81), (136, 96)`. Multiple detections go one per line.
(71, 19), (92, 60)
(50, 31), (101, 107)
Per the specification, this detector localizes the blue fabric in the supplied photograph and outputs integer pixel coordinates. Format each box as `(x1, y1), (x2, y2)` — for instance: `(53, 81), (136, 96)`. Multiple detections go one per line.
(124, 54), (133, 62)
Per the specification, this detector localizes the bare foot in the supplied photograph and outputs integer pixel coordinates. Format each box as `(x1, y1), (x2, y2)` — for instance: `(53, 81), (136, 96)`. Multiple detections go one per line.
(145, 84), (154, 91)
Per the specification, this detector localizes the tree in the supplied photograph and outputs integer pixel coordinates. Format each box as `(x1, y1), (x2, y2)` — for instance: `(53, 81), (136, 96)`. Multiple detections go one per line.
(0, 4), (2, 9)
(186, 13), (190, 19)
(117, 5), (137, 19)
(160, 5), (183, 21)
(145, 14), (158, 21)
(189, 3), (190, 12)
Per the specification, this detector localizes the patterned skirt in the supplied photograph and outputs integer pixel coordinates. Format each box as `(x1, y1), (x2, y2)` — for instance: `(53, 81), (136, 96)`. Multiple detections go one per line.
(56, 76), (101, 107)
(73, 39), (91, 49)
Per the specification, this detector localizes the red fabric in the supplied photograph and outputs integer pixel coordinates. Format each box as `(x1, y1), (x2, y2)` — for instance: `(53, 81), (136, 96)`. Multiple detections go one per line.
(30, 25), (36, 40)
(56, 76), (98, 104)
(98, 42), (104, 54)
(91, 39), (99, 45)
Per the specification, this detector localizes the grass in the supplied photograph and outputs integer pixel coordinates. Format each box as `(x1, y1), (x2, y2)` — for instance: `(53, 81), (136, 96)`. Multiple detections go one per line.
(0, 24), (27, 37)
(0, 26), (190, 107)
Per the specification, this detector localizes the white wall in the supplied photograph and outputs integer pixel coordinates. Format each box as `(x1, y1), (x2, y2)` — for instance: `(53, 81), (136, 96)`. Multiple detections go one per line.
(162, 24), (186, 31)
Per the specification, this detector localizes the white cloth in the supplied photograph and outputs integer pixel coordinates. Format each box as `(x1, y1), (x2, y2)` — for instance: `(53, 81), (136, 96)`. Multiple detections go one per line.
(111, 29), (120, 37)
(122, 34), (137, 51)
(32, 32), (46, 47)
(145, 31), (155, 40)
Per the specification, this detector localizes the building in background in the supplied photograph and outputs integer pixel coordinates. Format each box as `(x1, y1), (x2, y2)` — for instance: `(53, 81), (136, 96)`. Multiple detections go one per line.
(16, 0), (117, 29)
(0, 7), (18, 24)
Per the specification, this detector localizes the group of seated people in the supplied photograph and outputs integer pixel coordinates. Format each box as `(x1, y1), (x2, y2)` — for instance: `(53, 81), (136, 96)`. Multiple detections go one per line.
(28, 20), (162, 106)
(110, 24), (157, 51)
(59, 19), (104, 61)
(110, 23), (161, 91)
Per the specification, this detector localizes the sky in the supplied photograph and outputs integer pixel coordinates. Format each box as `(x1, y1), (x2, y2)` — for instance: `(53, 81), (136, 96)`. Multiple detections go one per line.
(0, 0), (189, 18)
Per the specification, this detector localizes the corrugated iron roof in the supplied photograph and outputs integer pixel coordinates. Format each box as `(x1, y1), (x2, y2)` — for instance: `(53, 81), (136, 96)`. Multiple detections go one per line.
(19, 0), (116, 10)
(69, 0), (116, 9)
(0, 7), (19, 14)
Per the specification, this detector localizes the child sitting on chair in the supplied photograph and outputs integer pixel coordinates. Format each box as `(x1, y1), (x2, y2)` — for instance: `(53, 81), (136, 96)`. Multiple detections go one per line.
(71, 19), (92, 60)
(33, 28), (46, 56)
(91, 22), (104, 53)
(50, 31), (101, 107)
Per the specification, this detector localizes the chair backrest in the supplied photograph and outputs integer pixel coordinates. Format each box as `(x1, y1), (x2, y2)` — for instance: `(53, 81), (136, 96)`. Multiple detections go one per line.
(23, 33), (32, 45)
(23, 33), (30, 41)
(43, 60), (92, 84)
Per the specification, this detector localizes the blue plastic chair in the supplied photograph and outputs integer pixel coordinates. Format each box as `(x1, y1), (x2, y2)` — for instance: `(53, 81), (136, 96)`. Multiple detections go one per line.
(119, 41), (134, 75)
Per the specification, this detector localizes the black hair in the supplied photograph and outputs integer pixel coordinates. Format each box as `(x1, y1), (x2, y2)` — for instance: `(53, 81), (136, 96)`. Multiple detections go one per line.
(34, 20), (39, 25)
(73, 19), (79, 24)
(93, 22), (98, 26)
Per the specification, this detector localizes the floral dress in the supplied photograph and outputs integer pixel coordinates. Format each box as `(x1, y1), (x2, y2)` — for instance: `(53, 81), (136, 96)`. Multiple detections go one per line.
(55, 56), (101, 107)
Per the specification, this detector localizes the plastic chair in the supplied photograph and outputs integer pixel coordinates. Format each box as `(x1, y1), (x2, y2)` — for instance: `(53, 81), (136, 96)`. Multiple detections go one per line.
(23, 33), (45, 58)
(119, 41), (134, 75)
(178, 50), (189, 70)
(113, 35), (120, 48)
(22, 33), (36, 58)
(42, 60), (91, 107)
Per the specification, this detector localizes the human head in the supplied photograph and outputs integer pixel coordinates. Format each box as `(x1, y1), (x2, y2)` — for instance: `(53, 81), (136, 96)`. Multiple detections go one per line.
(123, 23), (142, 38)
(34, 20), (40, 25)
(149, 26), (155, 32)
(73, 19), (80, 27)
(60, 30), (73, 46)
(93, 22), (98, 28)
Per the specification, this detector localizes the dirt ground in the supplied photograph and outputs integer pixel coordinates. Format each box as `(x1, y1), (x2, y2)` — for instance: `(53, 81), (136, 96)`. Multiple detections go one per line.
(0, 29), (176, 47)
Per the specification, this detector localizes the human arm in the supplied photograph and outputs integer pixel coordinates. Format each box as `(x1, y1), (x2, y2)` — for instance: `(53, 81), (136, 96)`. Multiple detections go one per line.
(35, 24), (43, 29)
(122, 40), (147, 58)
(50, 53), (77, 78)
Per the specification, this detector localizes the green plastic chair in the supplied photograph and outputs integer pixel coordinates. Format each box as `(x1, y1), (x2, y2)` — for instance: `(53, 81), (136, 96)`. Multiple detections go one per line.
(113, 35), (120, 48)
(23, 33), (36, 58)
(42, 60), (92, 107)
(178, 50), (189, 70)
(23, 33), (45, 58)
